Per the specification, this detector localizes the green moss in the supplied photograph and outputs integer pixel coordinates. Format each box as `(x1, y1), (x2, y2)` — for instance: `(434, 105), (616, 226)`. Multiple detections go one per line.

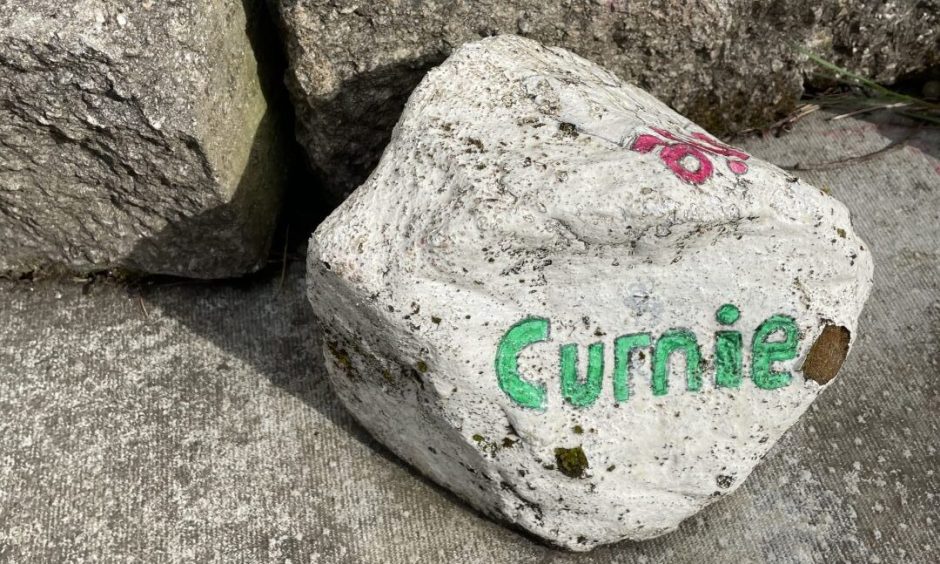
(836, 228), (847, 238)
(554, 446), (589, 479)
(327, 341), (353, 377)
(431, 316), (442, 324)
(471, 433), (520, 455)
(416, 360), (429, 373)
(572, 425), (584, 435)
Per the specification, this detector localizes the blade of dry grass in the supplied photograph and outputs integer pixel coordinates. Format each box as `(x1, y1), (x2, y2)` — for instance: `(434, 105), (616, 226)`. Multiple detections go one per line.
(798, 47), (940, 126)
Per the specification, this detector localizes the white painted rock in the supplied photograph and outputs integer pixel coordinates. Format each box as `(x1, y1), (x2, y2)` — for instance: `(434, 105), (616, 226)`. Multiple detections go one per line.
(306, 35), (873, 551)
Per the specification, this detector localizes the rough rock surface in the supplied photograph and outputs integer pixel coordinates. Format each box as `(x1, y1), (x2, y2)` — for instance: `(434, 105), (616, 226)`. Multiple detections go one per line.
(271, 0), (940, 198)
(0, 0), (283, 278)
(306, 36), (874, 551)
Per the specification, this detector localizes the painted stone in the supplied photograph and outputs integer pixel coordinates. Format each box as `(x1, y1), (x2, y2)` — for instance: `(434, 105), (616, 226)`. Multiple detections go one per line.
(306, 35), (873, 551)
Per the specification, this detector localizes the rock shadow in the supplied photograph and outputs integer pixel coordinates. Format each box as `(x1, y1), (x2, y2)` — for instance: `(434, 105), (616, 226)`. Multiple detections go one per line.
(122, 0), (370, 444)
(122, 108), (283, 278)
(867, 112), (940, 163)
(285, 52), (446, 201)
(125, 264), (559, 551)
(240, 0), (330, 242)
(129, 264), (383, 449)
(125, 0), (328, 278)
(118, 9), (519, 546)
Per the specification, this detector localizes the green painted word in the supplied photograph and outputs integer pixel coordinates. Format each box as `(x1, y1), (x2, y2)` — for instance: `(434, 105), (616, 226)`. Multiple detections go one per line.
(495, 304), (799, 410)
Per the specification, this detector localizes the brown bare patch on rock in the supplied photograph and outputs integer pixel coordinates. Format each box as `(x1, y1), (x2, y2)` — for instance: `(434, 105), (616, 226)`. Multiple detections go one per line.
(802, 325), (851, 384)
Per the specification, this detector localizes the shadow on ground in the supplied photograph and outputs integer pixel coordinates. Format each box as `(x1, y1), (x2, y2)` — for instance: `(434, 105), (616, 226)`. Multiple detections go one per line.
(118, 4), (545, 551)
(125, 262), (571, 553)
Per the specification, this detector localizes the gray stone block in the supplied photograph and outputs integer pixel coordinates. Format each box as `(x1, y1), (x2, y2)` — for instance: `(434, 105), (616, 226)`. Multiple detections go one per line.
(0, 1), (284, 278)
(270, 0), (939, 198)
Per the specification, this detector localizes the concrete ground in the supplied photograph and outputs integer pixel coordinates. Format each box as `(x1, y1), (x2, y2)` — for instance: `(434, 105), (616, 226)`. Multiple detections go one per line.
(0, 111), (937, 563)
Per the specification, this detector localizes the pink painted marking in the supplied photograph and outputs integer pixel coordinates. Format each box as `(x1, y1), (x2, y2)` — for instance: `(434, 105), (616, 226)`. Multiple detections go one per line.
(629, 127), (750, 184)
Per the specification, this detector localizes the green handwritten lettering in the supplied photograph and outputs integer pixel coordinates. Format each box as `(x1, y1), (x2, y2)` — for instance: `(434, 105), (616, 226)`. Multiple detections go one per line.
(560, 342), (604, 408)
(652, 329), (701, 396)
(715, 304), (742, 388)
(613, 333), (652, 402)
(751, 314), (799, 390)
(496, 318), (550, 409)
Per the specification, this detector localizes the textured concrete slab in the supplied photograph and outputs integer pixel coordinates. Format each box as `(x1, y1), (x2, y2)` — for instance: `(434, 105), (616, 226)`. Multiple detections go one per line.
(0, 111), (938, 563)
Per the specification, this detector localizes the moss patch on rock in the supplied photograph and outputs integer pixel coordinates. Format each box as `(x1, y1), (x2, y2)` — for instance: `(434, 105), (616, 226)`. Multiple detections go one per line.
(554, 446), (589, 478)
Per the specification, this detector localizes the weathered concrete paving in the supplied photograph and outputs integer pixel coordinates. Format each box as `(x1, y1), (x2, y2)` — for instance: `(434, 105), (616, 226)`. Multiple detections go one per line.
(1, 111), (938, 563)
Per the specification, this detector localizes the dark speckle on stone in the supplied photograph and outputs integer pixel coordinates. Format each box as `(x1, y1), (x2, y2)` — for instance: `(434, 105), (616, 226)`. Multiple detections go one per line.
(559, 122), (578, 137)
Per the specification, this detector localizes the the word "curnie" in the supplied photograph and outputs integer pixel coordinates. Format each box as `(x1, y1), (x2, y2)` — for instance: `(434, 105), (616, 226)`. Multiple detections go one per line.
(495, 304), (800, 410)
